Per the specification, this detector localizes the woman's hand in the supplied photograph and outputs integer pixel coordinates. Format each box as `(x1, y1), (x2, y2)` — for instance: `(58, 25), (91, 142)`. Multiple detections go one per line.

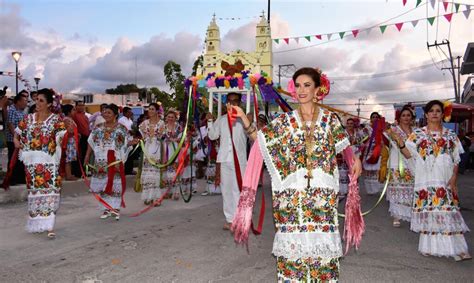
(351, 156), (362, 179)
(226, 103), (246, 118)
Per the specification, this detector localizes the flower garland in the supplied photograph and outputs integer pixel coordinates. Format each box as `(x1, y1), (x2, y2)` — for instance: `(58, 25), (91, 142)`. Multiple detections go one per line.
(185, 71), (273, 90)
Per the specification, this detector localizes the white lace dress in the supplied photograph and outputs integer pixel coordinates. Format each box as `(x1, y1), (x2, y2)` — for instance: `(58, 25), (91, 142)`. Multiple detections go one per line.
(384, 125), (415, 222)
(406, 127), (470, 257)
(139, 119), (165, 202)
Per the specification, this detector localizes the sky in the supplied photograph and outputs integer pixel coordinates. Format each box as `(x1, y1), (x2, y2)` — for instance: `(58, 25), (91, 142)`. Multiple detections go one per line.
(1, 0), (473, 120)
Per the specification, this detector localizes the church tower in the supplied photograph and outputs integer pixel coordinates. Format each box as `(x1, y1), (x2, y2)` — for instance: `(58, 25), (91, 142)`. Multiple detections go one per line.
(255, 12), (273, 76)
(203, 14), (220, 73)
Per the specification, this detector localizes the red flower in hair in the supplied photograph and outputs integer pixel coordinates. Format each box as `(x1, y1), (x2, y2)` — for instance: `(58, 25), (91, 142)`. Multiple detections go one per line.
(317, 73), (330, 99)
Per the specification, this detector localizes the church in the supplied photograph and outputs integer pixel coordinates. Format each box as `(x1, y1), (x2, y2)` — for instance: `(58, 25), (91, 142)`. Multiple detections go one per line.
(197, 12), (273, 78)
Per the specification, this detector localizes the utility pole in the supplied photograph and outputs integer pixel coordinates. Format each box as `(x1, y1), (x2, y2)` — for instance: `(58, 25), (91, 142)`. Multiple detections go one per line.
(441, 55), (462, 103)
(427, 40), (459, 102)
(267, 0), (271, 24)
(356, 98), (366, 118)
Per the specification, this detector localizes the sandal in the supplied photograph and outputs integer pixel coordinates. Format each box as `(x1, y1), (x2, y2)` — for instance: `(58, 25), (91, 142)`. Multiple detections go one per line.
(47, 231), (56, 239)
(457, 253), (472, 261)
(393, 220), (401, 228)
(111, 211), (120, 221)
(100, 210), (111, 219)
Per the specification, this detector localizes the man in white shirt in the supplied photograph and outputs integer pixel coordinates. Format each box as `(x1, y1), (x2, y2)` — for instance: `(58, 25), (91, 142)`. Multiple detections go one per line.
(207, 92), (248, 230)
(118, 107), (134, 131)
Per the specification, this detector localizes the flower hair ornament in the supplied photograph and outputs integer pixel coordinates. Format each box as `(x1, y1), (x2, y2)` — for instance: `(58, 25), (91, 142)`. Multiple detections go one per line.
(443, 100), (453, 122)
(286, 68), (330, 102)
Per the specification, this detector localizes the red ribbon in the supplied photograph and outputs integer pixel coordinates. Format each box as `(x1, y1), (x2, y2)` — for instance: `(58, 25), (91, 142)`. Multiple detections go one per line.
(104, 150), (126, 208)
(226, 109), (265, 235)
(2, 148), (19, 190)
(365, 118), (385, 164)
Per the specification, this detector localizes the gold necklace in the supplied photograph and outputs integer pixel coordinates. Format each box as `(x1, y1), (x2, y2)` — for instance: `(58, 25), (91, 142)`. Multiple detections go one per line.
(298, 106), (319, 188)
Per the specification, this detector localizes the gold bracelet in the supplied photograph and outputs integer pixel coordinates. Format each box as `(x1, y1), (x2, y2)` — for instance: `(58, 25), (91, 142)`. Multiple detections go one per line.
(246, 125), (256, 135)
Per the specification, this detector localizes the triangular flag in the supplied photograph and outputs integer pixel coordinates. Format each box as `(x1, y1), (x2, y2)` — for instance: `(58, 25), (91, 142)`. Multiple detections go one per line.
(444, 13), (453, 22)
(283, 38), (289, 44)
(427, 17), (436, 25)
(395, 22), (404, 31)
(273, 39), (279, 44)
(416, 0), (422, 7)
(455, 3), (460, 13)
(294, 37), (299, 44)
(443, 1), (449, 12)
(464, 7), (471, 19)
(411, 20), (419, 27)
(315, 34), (322, 40)
(305, 36), (311, 42)
(403, 0), (407, 6)
(339, 31), (346, 39)
(379, 25), (387, 34)
(327, 33), (333, 40)
(430, 0), (436, 9)
(352, 29), (359, 37)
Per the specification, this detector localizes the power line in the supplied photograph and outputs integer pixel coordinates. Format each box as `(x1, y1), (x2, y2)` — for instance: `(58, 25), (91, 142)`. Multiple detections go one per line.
(330, 84), (451, 95)
(325, 97), (454, 106)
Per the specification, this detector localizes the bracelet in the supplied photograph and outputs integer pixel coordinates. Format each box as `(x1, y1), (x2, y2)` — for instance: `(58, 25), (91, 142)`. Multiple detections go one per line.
(243, 123), (252, 131)
(399, 143), (406, 149)
(246, 125), (256, 135)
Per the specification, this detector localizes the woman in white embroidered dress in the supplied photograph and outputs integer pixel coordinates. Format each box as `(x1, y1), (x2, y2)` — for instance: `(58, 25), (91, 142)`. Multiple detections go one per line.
(84, 104), (135, 220)
(162, 109), (183, 200)
(359, 112), (384, 195)
(385, 105), (416, 227)
(14, 88), (66, 239)
(395, 100), (470, 261)
(231, 68), (362, 282)
(139, 103), (165, 205)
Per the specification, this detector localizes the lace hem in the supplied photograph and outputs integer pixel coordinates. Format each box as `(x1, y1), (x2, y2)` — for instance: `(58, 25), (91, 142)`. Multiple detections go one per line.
(272, 232), (343, 260)
(410, 211), (470, 234)
(386, 183), (413, 205)
(389, 202), (412, 222)
(26, 214), (55, 233)
(141, 186), (162, 201)
(419, 233), (469, 257)
(89, 176), (123, 194)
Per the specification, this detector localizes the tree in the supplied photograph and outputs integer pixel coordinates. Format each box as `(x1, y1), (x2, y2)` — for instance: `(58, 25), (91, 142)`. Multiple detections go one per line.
(149, 87), (174, 110)
(105, 84), (141, 94)
(163, 60), (186, 109)
(191, 55), (204, 76)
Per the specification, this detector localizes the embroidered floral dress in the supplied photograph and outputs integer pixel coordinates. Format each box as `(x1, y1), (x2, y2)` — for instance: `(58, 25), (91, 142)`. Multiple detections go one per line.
(406, 127), (470, 257)
(88, 123), (131, 210)
(16, 114), (66, 233)
(139, 119), (165, 202)
(63, 116), (78, 163)
(258, 110), (350, 282)
(384, 125), (415, 222)
(162, 123), (182, 195)
(358, 124), (383, 195)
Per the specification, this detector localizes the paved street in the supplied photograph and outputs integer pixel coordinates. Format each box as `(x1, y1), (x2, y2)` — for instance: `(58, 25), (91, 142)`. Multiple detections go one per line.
(0, 172), (473, 282)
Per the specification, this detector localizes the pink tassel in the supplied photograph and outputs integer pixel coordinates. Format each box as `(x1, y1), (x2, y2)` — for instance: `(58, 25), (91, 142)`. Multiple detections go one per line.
(342, 146), (365, 254)
(231, 141), (264, 249)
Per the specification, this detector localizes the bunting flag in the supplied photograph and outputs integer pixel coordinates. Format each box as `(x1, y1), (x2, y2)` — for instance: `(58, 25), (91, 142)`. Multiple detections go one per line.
(444, 13), (453, 22)
(464, 7), (471, 19)
(272, 5), (473, 44)
(455, 3), (460, 12)
(427, 16), (436, 25)
(403, 0), (407, 6)
(430, 0), (436, 9)
(395, 22), (404, 31)
(443, 1), (449, 12)
(416, 0), (422, 7)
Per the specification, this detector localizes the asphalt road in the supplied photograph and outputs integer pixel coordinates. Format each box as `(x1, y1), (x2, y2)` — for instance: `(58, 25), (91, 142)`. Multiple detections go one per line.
(0, 172), (473, 282)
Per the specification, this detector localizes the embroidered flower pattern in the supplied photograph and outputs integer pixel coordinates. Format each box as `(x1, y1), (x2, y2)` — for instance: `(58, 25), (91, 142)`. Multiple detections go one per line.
(414, 186), (457, 212)
(18, 114), (65, 155)
(408, 128), (457, 161)
(277, 256), (339, 282)
(262, 111), (347, 181)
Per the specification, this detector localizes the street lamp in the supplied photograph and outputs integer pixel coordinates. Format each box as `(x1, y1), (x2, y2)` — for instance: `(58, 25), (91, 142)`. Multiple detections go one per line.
(34, 77), (41, 91)
(11, 51), (22, 95)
